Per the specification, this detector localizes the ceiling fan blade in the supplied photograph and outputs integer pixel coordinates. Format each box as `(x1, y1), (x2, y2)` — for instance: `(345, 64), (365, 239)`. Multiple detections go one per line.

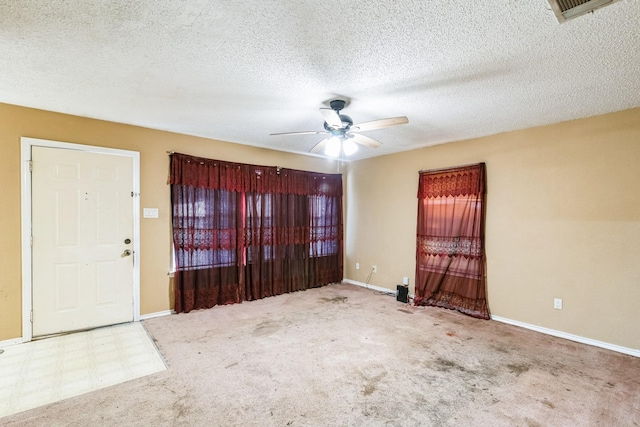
(320, 108), (342, 128)
(351, 116), (408, 132)
(350, 133), (382, 149)
(270, 130), (329, 136)
(310, 137), (332, 153)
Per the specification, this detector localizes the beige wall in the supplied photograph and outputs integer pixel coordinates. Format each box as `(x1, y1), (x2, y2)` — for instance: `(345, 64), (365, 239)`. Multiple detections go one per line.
(345, 107), (640, 350)
(3, 102), (639, 351)
(0, 102), (342, 341)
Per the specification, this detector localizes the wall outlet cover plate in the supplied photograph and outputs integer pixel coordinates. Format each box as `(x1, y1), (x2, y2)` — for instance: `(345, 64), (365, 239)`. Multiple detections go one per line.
(143, 208), (159, 218)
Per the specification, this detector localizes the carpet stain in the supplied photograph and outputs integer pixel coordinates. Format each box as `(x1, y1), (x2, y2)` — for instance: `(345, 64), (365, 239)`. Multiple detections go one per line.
(491, 345), (509, 354)
(171, 393), (191, 420)
(398, 309), (413, 314)
(362, 372), (388, 396)
(357, 365), (389, 397)
(319, 296), (348, 303)
(507, 363), (530, 376)
(252, 320), (281, 336)
(542, 399), (555, 409)
(433, 357), (467, 372)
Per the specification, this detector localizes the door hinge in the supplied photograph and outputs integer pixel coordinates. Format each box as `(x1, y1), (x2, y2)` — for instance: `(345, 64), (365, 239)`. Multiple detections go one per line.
(30, 310), (33, 322)
(131, 191), (140, 197)
(30, 235), (33, 247)
(29, 160), (33, 172)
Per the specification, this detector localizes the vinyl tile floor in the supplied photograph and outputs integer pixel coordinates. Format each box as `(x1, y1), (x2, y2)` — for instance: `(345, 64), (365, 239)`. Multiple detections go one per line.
(0, 322), (166, 418)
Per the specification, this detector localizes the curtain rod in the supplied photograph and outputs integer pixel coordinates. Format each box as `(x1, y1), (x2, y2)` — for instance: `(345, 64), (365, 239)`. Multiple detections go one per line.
(419, 162), (485, 174)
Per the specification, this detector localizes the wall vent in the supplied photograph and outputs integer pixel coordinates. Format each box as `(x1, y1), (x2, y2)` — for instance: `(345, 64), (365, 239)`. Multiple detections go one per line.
(548, 0), (620, 22)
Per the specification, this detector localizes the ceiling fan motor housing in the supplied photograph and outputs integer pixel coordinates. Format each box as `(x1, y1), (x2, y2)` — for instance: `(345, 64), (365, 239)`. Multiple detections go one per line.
(329, 99), (346, 111)
(324, 114), (353, 134)
(324, 100), (353, 134)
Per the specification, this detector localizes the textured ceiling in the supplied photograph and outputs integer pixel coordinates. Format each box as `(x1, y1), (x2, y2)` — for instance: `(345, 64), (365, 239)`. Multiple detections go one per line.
(1, 1), (639, 161)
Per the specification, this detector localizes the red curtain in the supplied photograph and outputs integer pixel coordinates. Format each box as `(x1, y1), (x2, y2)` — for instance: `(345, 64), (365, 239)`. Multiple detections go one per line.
(170, 153), (343, 313)
(414, 163), (489, 319)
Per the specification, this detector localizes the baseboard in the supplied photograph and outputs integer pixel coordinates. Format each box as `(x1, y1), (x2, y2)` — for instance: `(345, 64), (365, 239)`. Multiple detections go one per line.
(0, 337), (24, 348)
(140, 310), (175, 320)
(342, 279), (413, 297)
(491, 315), (640, 358)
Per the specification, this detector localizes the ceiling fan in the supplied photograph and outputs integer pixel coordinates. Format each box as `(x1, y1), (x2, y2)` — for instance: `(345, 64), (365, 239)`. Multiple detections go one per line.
(270, 99), (409, 157)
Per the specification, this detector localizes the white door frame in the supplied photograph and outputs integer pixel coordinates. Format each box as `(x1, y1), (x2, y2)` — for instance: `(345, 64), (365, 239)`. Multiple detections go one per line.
(20, 137), (141, 342)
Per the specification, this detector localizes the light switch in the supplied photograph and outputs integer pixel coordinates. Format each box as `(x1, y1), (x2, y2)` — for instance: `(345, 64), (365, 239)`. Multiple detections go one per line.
(143, 208), (159, 218)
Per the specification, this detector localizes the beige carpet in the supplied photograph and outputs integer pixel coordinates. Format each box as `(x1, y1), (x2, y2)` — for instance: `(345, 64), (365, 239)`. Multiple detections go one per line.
(2, 283), (639, 426)
(0, 322), (166, 418)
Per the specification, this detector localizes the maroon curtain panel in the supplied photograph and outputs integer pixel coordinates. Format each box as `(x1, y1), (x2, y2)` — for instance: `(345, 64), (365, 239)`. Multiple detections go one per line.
(170, 153), (343, 313)
(414, 163), (489, 319)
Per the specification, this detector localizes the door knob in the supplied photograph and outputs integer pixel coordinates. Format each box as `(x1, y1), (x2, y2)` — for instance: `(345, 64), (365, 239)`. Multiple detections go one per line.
(122, 249), (132, 257)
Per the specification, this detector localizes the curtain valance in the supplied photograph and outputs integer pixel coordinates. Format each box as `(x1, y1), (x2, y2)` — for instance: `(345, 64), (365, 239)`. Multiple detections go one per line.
(170, 152), (342, 197)
(417, 164), (486, 199)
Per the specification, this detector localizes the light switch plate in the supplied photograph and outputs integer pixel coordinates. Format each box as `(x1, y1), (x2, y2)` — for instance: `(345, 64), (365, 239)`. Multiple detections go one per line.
(143, 208), (159, 218)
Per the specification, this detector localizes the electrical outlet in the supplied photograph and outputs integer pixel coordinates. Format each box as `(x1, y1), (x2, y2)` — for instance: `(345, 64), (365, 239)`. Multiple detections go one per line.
(372, 265), (377, 274)
(356, 262), (360, 270)
(402, 277), (409, 285)
(554, 298), (563, 310)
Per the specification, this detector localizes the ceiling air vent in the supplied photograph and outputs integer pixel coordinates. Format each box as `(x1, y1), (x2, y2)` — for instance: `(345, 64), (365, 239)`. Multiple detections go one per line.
(548, 0), (620, 22)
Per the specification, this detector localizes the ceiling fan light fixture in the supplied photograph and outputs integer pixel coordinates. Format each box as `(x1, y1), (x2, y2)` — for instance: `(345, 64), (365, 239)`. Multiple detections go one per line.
(342, 138), (358, 156)
(325, 137), (341, 157)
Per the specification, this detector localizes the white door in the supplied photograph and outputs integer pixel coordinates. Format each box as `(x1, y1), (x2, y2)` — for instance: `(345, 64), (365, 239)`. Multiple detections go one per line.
(31, 146), (134, 336)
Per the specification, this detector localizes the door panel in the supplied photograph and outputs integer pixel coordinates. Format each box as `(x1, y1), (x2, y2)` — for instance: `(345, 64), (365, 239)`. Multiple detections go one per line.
(55, 263), (80, 310)
(32, 146), (134, 336)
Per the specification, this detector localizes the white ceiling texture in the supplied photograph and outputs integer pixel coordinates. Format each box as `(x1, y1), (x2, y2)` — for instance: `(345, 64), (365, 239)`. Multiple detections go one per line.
(1, 1), (639, 161)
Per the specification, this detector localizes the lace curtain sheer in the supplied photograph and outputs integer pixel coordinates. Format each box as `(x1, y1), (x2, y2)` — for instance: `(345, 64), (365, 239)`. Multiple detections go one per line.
(415, 163), (489, 319)
(170, 153), (343, 313)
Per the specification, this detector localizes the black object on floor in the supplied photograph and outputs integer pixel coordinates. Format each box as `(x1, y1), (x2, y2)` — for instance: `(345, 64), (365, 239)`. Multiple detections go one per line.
(396, 285), (408, 303)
